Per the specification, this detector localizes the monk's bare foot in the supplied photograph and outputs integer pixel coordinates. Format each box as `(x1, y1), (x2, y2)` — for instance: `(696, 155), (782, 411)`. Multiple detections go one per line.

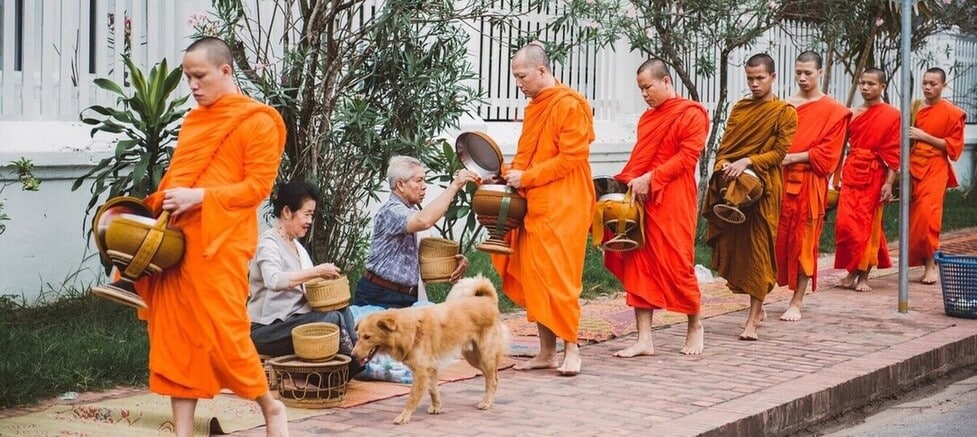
(681, 323), (704, 355)
(741, 309), (766, 328)
(557, 354), (581, 376)
(738, 324), (758, 341)
(263, 399), (289, 437)
(854, 280), (873, 292)
(840, 273), (856, 289)
(613, 341), (655, 358)
(779, 306), (802, 322)
(920, 269), (939, 285)
(513, 354), (559, 370)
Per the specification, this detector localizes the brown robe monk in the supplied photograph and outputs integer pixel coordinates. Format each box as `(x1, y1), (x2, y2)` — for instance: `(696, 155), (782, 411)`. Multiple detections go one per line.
(493, 83), (596, 344)
(775, 96), (849, 292)
(704, 97), (797, 300)
(908, 99), (966, 266)
(604, 97), (707, 314)
(136, 93), (287, 399)
(835, 103), (900, 272)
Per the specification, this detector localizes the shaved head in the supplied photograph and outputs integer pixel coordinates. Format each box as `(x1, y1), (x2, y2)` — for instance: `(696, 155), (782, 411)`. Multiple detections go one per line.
(862, 67), (887, 84)
(796, 50), (822, 69)
(637, 58), (671, 81)
(512, 43), (551, 73)
(186, 37), (234, 71)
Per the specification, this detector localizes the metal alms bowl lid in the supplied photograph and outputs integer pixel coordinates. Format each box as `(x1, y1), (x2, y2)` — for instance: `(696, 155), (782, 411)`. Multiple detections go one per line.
(593, 175), (627, 201)
(91, 196), (152, 264)
(455, 131), (503, 180)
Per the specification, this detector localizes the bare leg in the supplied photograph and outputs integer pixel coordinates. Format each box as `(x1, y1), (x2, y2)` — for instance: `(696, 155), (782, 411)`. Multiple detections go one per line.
(681, 314), (704, 355)
(171, 397), (197, 437)
(513, 323), (559, 370)
(740, 307), (766, 328)
(839, 271), (857, 289)
(255, 392), (289, 437)
(920, 257), (939, 284)
(557, 340), (581, 376)
(854, 268), (873, 292)
(780, 274), (809, 322)
(739, 297), (763, 341)
(613, 308), (655, 358)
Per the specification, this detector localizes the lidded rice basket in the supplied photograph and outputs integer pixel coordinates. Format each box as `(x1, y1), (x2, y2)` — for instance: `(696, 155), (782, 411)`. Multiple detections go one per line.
(291, 322), (340, 362)
(419, 238), (459, 283)
(305, 275), (350, 312)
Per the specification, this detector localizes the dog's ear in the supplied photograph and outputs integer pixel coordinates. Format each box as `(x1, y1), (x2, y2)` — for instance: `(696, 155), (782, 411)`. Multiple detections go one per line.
(376, 316), (398, 332)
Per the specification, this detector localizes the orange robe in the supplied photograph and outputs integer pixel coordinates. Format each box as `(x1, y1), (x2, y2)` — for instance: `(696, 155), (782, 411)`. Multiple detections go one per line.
(775, 96), (849, 291)
(492, 84), (596, 343)
(704, 97), (797, 301)
(604, 98), (707, 314)
(909, 99), (966, 266)
(135, 94), (286, 399)
(834, 103), (900, 272)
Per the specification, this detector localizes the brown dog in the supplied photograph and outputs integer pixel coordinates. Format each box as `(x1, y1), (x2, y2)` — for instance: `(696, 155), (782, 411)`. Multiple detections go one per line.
(351, 274), (509, 424)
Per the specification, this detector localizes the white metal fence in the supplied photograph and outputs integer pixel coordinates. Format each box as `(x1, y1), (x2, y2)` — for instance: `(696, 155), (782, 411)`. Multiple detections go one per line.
(0, 0), (208, 121)
(1, 1), (976, 123)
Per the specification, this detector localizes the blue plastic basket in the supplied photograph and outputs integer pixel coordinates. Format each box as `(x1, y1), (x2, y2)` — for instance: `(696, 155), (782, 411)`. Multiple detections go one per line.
(934, 251), (977, 319)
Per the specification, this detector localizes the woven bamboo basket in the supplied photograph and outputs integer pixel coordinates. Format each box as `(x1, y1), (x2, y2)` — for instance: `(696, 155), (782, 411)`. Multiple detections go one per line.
(419, 237), (459, 259)
(291, 322), (340, 362)
(305, 275), (350, 312)
(420, 256), (458, 283)
(269, 354), (350, 409)
(259, 354), (278, 390)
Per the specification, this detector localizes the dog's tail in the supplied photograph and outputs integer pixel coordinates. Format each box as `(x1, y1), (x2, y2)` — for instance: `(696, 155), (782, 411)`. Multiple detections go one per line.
(447, 273), (499, 304)
(470, 274), (499, 304)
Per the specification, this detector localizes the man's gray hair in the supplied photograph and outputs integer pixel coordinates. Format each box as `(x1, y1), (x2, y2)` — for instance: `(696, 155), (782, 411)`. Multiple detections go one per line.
(386, 155), (425, 189)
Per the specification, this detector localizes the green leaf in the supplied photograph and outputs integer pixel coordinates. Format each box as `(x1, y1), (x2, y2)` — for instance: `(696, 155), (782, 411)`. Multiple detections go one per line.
(93, 78), (125, 96)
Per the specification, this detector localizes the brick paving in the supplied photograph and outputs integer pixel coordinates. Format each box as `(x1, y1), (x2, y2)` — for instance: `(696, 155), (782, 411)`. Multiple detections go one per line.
(228, 228), (977, 436)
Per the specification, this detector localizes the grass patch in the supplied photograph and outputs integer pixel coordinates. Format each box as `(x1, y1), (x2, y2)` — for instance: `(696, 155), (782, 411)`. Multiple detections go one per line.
(0, 293), (148, 409)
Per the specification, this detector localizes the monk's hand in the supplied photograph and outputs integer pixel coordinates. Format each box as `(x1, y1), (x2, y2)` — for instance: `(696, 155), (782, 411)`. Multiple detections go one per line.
(628, 173), (651, 204)
(314, 263), (341, 279)
(449, 254), (469, 282)
(722, 158), (751, 182)
(161, 187), (204, 216)
(504, 170), (524, 188)
(880, 183), (894, 203)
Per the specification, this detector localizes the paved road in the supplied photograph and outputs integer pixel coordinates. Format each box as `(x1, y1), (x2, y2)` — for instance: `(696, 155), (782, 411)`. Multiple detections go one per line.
(825, 374), (977, 437)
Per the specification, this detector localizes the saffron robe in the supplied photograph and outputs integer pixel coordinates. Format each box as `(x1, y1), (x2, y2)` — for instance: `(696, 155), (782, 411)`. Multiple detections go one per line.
(604, 98), (707, 314)
(704, 97), (797, 301)
(834, 103), (900, 272)
(908, 99), (966, 266)
(135, 94), (287, 399)
(775, 96), (849, 291)
(492, 84), (596, 343)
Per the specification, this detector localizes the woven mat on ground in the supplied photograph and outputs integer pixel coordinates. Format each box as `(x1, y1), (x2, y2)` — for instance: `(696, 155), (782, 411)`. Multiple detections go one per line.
(0, 358), (516, 436)
(0, 392), (319, 436)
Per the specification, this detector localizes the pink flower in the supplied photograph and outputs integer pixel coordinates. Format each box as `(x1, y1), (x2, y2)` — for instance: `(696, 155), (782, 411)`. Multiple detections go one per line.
(876, 17), (884, 26)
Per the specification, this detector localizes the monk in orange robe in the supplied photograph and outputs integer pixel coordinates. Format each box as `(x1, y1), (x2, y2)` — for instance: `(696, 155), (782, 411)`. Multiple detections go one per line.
(133, 38), (289, 436)
(704, 54), (796, 341)
(493, 43), (595, 376)
(603, 59), (707, 357)
(776, 52), (849, 321)
(908, 67), (966, 284)
(834, 68), (900, 292)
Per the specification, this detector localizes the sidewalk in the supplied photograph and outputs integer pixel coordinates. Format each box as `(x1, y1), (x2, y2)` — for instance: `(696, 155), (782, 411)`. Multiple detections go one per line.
(234, 228), (977, 436)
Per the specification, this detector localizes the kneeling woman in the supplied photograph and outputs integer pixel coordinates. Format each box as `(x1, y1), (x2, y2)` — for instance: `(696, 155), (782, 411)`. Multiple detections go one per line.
(248, 180), (359, 375)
